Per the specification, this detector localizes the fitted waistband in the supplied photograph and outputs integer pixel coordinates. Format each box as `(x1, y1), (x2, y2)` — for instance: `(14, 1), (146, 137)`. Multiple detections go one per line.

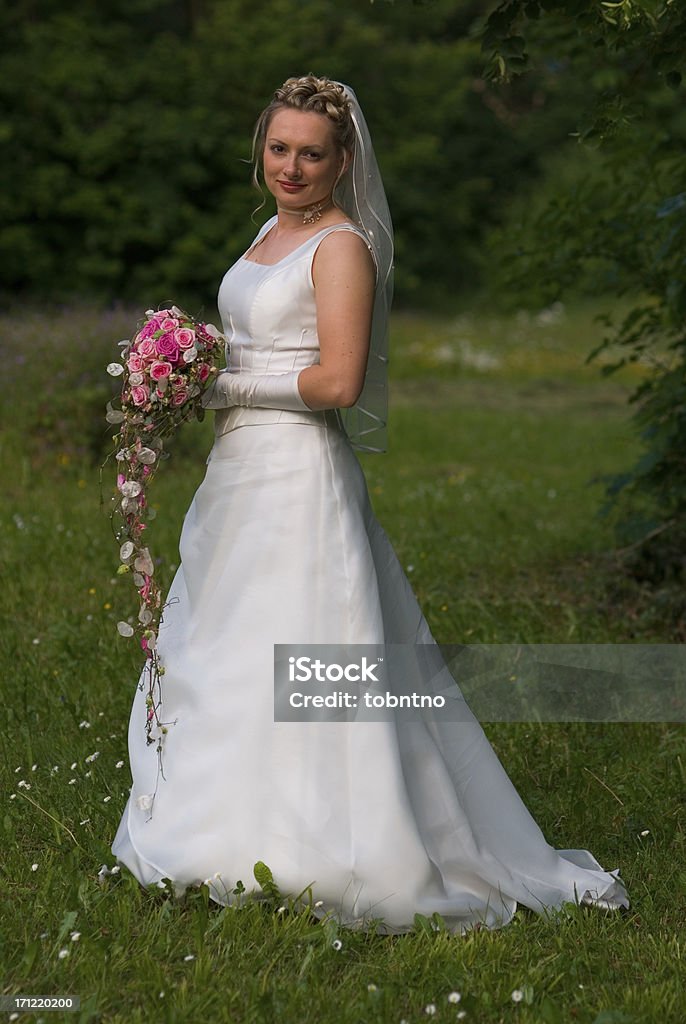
(212, 405), (344, 439)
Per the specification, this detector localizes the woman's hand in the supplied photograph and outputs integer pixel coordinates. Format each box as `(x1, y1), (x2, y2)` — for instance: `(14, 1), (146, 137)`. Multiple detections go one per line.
(297, 230), (375, 410)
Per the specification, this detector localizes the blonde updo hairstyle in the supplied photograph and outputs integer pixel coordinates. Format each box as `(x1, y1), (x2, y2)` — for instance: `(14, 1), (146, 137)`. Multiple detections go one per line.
(251, 74), (355, 213)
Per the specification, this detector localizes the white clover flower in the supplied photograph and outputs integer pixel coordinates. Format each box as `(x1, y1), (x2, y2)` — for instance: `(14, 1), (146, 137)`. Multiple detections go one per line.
(14, 766), (22, 773)
(70, 763), (77, 770)
(103, 796), (111, 803)
(457, 1013), (467, 1020)
(31, 764), (37, 771)
(640, 829), (650, 837)
(68, 779), (76, 785)
(115, 760), (125, 768)
(511, 989), (524, 1003)
(85, 751), (100, 763)
(79, 720), (91, 729)
(425, 1005), (436, 1016)
(332, 939), (342, 951)
(57, 948), (70, 959)
(84, 771), (92, 778)
(31, 864), (39, 872)
(70, 931), (81, 942)
(183, 954), (195, 962)
(32, 638), (40, 645)
(448, 991), (461, 1003)
(9, 794), (16, 800)
(17, 780), (30, 789)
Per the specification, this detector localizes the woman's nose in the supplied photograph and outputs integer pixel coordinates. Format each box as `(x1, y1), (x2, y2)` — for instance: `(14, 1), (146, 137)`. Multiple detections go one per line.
(284, 156), (302, 179)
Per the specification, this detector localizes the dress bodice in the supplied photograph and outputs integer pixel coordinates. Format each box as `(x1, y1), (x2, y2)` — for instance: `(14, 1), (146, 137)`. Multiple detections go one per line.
(212, 216), (369, 439)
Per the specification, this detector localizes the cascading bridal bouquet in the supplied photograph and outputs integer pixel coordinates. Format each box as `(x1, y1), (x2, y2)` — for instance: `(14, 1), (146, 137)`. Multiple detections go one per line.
(100, 305), (226, 779)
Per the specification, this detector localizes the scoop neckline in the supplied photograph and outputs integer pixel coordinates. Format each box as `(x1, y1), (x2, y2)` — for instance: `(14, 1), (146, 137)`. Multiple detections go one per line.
(242, 219), (358, 268)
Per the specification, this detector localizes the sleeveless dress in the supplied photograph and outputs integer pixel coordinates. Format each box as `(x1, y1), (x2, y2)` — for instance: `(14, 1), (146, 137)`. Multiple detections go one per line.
(111, 217), (630, 933)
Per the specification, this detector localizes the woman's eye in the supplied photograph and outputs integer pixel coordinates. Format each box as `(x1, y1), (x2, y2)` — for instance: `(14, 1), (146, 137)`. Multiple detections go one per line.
(270, 145), (285, 153)
(306, 152), (321, 160)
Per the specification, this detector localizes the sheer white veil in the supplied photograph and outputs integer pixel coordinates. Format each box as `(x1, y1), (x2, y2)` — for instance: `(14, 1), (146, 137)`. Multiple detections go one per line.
(332, 83), (394, 455)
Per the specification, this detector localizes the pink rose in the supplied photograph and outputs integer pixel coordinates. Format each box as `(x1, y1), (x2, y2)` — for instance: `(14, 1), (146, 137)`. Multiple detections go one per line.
(136, 338), (157, 360)
(159, 317), (178, 332)
(138, 321), (156, 341)
(149, 360), (172, 380)
(127, 353), (144, 373)
(155, 332), (180, 363)
(131, 384), (150, 406)
(175, 327), (195, 349)
(171, 388), (188, 405)
(197, 362), (210, 383)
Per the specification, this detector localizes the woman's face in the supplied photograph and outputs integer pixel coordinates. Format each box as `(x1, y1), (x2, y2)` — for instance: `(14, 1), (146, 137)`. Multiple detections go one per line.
(263, 108), (347, 213)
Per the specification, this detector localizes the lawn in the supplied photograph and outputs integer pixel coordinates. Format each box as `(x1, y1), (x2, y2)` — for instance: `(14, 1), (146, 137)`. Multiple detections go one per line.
(0, 301), (683, 1023)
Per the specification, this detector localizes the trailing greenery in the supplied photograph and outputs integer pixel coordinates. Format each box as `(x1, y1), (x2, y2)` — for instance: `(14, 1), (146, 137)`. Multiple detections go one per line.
(476, 0), (686, 576)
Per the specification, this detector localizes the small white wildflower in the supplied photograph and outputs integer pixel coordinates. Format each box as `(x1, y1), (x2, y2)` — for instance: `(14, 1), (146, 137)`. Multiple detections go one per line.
(98, 711), (105, 717)
(68, 779), (76, 785)
(367, 984), (377, 992)
(40, 932), (49, 939)
(79, 720), (91, 729)
(183, 954), (195, 961)
(448, 991), (461, 1003)
(57, 948), (70, 959)
(111, 865), (120, 874)
(31, 764), (37, 771)
(79, 818), (90, 825)
(9, 1013), (19, 1021)
(511, 989), (524, 1003)
(70, 762), (77, 770)
(32, 638), (40, 645)
(85, 751), (100, 763)
(14, 766), (22, 773)
(31, 863), (39, 872)
(277, 906), (286, 914)
(332, 939), (342, 951)
(159, 991), (165, 999)
(314, 900), (324, 908)
(640, 829), (650, 837)
(50, 765), (59, 774)
(17, 780), (31, 790)
(85, 771), (92, 778)
(103, 796), (111, 803)
(9, 794), (16, 800)
(457, 1013), (467, 1020)
(425, 1006), (437, 1016)
(70, 931), (81, 942)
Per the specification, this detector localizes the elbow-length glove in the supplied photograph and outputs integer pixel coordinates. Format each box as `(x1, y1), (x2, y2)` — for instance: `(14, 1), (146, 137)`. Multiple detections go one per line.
(200, 369), (311, 412)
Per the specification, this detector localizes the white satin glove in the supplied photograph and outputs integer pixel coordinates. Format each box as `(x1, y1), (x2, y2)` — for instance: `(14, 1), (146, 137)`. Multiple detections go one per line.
(200, 369), (311, 412)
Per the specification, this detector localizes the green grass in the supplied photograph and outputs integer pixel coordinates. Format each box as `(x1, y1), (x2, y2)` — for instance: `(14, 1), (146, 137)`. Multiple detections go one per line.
(0, 302), (684, 1023)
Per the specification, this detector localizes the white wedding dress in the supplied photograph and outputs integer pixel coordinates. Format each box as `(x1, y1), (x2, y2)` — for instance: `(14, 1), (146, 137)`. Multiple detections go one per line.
(112, 217), (630, 933)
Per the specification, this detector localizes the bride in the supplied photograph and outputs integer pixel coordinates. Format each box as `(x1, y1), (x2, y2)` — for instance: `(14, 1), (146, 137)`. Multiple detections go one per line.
(111, 74), (630, 934)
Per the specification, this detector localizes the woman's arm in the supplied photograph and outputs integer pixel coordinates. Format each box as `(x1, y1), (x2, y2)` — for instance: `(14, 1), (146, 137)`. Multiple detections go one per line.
(201, 230), (375, 413)
(297, 230), (376, 410)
